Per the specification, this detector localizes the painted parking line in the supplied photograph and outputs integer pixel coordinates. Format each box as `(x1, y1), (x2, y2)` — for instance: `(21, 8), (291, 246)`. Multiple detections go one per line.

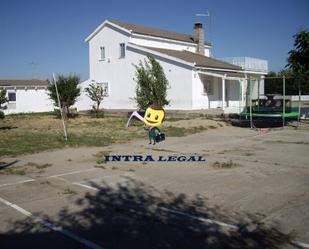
(79, 172), (135, 182)
(73, 182), (309, 249)
(0, 179), (35, 188)
(72, 173), (135, 190)
(47, 168), (98, 178)
(0, 170), (132, 190)
(291, 240), (309, 249)
(0, 196), (103, 249)
(73, 182), (99, 191)
(0, 168), (98, 189)
(72, 181), (238, 230)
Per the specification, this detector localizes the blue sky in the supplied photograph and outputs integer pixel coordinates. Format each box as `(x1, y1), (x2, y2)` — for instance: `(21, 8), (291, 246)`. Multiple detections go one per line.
(0, 0), (308, 81)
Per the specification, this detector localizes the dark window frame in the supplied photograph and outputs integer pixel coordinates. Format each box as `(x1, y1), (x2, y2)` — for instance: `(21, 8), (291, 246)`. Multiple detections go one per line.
(119, 43), (125, 58)
(8, 92), (16, 102)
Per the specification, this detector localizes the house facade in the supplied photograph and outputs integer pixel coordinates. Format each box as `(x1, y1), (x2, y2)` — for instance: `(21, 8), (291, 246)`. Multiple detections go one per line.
(0, 79), (53, 114)
(77, 19), (268, 113)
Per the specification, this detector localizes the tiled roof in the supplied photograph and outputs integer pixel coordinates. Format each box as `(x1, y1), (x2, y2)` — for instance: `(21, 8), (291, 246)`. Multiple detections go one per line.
(109, 19), (211, 46)
(139, 46), (242, 71)
(0, 79), (48, 86)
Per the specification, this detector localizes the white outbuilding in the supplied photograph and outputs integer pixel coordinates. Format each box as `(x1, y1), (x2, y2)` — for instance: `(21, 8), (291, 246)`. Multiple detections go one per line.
(0, 79), (53, 114)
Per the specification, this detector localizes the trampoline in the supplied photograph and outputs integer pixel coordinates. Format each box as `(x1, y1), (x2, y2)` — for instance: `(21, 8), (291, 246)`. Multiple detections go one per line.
(235, 76), (301, 129)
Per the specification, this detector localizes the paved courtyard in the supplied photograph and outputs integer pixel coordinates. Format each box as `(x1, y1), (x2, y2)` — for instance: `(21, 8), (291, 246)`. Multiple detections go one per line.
(0, 125), (309, 248)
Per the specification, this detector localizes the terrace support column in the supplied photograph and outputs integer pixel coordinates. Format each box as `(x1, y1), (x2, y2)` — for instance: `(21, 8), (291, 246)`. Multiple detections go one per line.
(239, 79), (244, 113)
(244, 74), (248, 108)
(222, 76), (226, 110)
(241, 80), (244, 107)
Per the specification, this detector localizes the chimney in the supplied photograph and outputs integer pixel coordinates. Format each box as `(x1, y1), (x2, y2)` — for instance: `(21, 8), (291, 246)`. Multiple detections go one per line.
(194, 23), (205, 55)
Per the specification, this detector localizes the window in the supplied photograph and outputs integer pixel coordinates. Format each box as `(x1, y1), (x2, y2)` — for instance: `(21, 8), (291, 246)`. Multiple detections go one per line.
(8, 92), (16, 102)
(119, 43), (125, 58)
(202, 79), (213, 95)
(100, 46), (105, 60)
(97, 82), (109, 96)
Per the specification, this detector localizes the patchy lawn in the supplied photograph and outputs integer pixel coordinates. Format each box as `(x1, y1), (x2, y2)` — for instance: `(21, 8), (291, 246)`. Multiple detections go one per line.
(0, 114), (225, 157)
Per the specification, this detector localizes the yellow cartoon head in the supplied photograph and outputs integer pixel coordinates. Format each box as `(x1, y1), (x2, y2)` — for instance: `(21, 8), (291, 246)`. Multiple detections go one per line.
(144, 104), (165, 127)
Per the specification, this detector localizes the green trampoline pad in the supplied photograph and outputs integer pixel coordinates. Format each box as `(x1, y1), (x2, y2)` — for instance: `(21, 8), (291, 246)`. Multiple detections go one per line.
(239, 112), (300, 118)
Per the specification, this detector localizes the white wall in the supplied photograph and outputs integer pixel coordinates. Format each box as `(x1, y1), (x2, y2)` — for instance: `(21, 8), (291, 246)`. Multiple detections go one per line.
(192, 73), (209, 109)
(3, 87), (53, 114)
(130, 35), (210, 57)
(87, 24), (136, 109)
(75, 79), (93, 111)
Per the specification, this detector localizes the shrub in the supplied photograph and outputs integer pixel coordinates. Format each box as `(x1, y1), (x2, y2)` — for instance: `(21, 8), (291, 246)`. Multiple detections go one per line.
(0, 110), (5, 119)
(0, 89), (8, 109)
(85, 83), (106, 118)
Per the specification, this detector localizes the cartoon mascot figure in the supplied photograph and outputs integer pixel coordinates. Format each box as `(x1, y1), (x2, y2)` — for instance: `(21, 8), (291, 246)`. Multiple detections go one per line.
(126, 103), (165, 145)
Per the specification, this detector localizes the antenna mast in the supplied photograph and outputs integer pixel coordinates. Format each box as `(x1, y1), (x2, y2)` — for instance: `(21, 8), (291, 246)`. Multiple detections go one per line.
(195, 12), (212, 45)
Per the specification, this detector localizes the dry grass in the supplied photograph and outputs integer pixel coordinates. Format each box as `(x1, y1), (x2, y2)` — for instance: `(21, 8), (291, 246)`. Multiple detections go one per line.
(0, 114), (224, 157)
(0, 115), (144, 157)
(0, 162), (53, 175)
(212, 160), (241, 169)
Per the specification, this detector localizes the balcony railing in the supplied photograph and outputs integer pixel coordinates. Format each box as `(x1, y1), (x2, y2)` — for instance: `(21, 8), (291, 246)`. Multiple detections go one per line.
(220, 57), (268, 73)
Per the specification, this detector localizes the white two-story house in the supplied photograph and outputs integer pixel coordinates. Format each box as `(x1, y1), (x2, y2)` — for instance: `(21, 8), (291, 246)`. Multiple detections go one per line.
(77, 19), (268, 113)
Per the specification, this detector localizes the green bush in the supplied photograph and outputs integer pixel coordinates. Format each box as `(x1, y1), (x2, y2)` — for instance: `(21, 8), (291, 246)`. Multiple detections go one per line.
(0, 110), (4, 119)
(90, 107), (104, 118)
(53, 108), (78, 119)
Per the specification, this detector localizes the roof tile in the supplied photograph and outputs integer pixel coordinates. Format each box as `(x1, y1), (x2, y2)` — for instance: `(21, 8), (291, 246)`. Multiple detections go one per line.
(0, 79), (48, 87)
(139, 46), (242, 71)
(109, 19), (211, 46)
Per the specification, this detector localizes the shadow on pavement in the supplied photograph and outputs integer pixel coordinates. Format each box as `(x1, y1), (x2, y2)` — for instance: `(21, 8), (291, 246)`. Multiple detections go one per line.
(1, 178), (292, 249)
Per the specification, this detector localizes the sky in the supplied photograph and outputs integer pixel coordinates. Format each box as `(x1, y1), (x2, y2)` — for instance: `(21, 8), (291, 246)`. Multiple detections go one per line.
(0, 0), (308, 81)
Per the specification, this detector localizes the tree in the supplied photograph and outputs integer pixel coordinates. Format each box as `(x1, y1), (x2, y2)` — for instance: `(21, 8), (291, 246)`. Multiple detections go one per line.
(85, 83), (105, 117)
(287, 30), (309, 94)
(267, 71), (277, 77)
(265, 69), (296, 95)
(278, 69), (293, 77)
(0, 89), (8, 109)
(134, 55), (169, 110)
(47, 75), (81, 117)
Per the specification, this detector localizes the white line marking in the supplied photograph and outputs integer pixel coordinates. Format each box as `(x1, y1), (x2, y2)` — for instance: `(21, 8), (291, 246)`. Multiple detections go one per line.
(80, 174), (119, 182)
(72, 182), (237, 230)
(78, 172), (135, 183)
(154, 181), (173, 189)
(0, 179), (35, 188)
(0, 196), (103, 249)
(73, 182), (309, 248)
(73, 182), (99, 191)
(48, 168), (97, 178)
(158, 206), (238, 230)
(291, 240), (309, 249)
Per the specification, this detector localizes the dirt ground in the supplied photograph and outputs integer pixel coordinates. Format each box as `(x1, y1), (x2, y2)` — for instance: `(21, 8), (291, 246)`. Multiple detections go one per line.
(0, 123), (309, 249)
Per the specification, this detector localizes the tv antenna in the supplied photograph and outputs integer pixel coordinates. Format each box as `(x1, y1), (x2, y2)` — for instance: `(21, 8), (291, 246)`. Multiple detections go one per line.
(29, 61), (38, 79)
(195, 12), (212, 46)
